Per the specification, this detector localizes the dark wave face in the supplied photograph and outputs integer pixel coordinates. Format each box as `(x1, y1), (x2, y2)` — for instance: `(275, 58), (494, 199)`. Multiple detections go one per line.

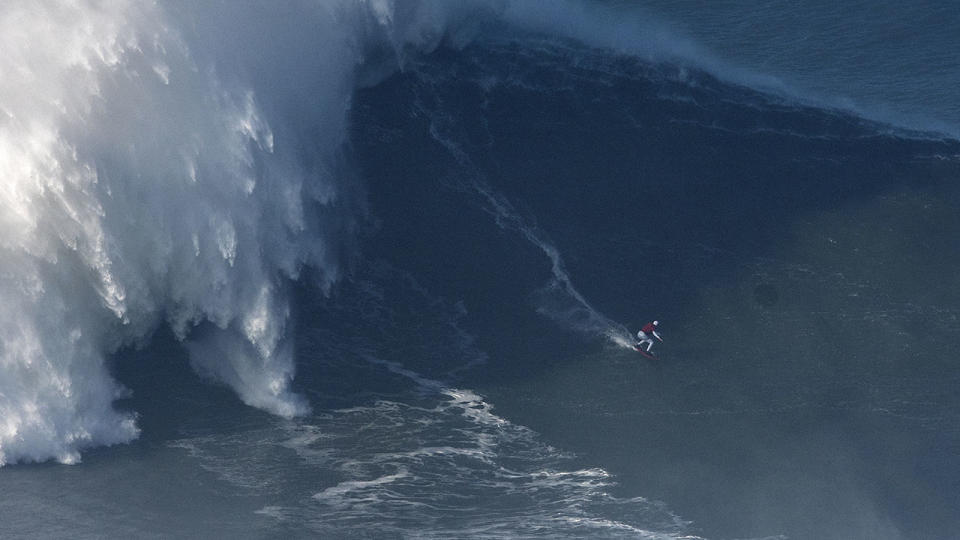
(2, 2), (960, 540)
(349, 32), (960, 539)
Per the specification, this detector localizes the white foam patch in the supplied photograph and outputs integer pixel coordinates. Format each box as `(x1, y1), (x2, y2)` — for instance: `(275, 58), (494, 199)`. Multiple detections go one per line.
(313, 468), (412, 504)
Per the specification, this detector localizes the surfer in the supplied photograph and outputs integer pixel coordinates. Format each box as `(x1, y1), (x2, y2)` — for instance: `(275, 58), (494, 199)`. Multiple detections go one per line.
(635, 320), (662, 353)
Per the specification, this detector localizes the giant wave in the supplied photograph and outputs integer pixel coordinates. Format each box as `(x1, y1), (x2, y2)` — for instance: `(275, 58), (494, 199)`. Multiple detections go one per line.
(0, 0), (775, 468)
(0, 0), (954, 470)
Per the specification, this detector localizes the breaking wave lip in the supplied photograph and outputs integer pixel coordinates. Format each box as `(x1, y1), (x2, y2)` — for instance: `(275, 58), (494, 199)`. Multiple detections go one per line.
(0, 0), (332, 466)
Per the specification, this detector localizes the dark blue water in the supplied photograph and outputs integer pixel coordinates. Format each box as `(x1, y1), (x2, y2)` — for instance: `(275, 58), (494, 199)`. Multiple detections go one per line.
(347, 33), (960, 539)
(3, 2), (960, 540)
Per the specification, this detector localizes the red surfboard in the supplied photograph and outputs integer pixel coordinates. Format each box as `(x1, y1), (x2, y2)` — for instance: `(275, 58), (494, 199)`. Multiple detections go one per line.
(633, 344), (657, 359)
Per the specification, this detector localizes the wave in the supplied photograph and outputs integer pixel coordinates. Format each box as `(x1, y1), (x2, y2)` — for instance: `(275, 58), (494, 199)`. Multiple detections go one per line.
(1, 0), (949, 466)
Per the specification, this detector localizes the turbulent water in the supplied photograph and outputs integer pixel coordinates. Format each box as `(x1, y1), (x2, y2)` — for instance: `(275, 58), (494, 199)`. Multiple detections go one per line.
(2, 1), (959, 539)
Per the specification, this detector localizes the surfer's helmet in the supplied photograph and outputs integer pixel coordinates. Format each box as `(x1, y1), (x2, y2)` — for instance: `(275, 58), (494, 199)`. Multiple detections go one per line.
(653, 320), (659, 326)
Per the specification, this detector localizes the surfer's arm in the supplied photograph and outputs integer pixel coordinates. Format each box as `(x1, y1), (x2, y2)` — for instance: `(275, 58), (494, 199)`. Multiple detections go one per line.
(653, 331), (662, 341)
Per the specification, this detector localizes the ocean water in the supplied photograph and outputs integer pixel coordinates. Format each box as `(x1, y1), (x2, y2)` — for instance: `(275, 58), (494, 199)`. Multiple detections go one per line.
(2, 2), (959, 539)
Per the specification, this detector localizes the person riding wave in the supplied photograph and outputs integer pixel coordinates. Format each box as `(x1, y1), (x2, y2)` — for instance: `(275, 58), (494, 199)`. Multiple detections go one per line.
(636, 320), (662, 353)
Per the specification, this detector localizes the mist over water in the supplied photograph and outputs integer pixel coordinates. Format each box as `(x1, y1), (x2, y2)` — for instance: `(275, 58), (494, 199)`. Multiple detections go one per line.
(2, 1), (960, 539)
